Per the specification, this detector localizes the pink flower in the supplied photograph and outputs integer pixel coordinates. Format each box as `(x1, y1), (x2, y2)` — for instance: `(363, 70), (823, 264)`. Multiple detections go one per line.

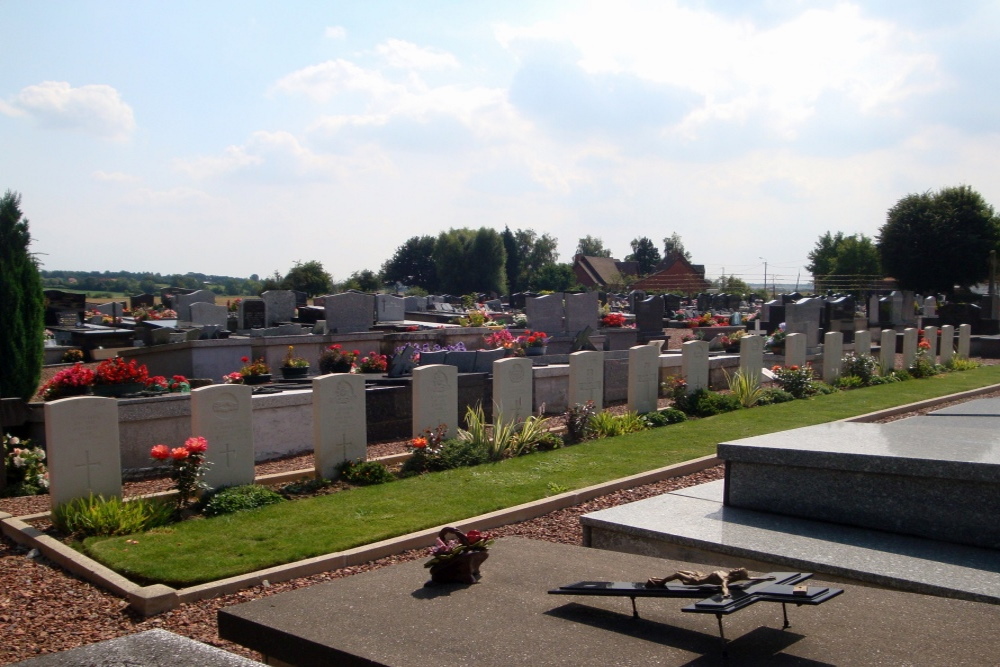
(184, 436), (208, 453)
(170, 447), (189, 461)
(150, 444), (171, 460)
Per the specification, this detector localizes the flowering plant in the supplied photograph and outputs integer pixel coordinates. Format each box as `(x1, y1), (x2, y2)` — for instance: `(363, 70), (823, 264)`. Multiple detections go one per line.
(319, 344), (358, 374)
(150, 436), (210, 507)
(424, 526), (493, 568)
(61, 349), (84, 363)
(133, 306), (178, 322)
(687, 313), (728, 328)
(41, 362), (95, 400)
(223, 372), (244, 384)
(282, 345), (309, 368)
(239, 356), (270, 376)
(601, 312), (627, 328)
(358, 351), (388, 373)
(771, 364), (816, 399)
(3, 433), (49, 496)
(226, 298), (241, 313)
(95, 357), (149, 385)
(516, 330), (547, 348)
(766, 324), (787, 350)
(145, 375), (169, 392)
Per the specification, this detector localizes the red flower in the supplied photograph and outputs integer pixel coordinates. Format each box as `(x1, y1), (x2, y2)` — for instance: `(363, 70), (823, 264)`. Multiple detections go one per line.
(241, 356), (249, 363)
(466, 530), (483, 543)
(411, 437), (427, 449)
(527, 336), (537, 344)
(150, 444), (171, 460)
(170, 447), (189, 461)
(789, 365), (799, 371)
(537, 332), (547, 339)
(184, 436), (208, 453)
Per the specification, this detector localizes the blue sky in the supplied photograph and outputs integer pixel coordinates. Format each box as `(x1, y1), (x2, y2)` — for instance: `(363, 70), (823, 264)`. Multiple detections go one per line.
(4, 1), (1000, 288)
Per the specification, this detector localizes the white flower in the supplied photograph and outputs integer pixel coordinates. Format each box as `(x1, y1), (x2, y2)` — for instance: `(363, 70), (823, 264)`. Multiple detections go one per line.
(12, 455), (25, 468)
(35, 448), (45, 460)
(9, 437), (19, 445)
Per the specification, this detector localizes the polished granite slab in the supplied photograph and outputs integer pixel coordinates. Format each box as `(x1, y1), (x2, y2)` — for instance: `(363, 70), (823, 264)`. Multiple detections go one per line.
(582, 480), (1000, 605)
(927, 397), (1000, 416)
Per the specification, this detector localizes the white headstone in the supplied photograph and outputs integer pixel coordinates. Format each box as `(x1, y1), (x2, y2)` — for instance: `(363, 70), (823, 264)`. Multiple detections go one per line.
(940, 325), (955, 364)
(958, 323), (972, 359)
(190, 302), (229, 328)
(901, 328), (918, 369)
(739, 334), (764, 383)
(568, 350), (604, 409)
(923, 325), (939, 359)
(682, 340), (710, 393)
(923, 296), (937, 317)
(627, 345), (659, 414)
(880, 329), (896, 372)
(45, 396), (122, 508)
(492, 357), (533, 425)
(647, 339), (665, 353)
(313, 374), (367, 479)
(822, 331), (844, 383)
(412, 365), (458, 439)
(854, 330), (872, 358)
(191, 384), (255, 491)
(784, 333), (806, 368)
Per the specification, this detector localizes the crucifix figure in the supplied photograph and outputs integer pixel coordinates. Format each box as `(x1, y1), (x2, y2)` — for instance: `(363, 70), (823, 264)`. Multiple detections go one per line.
(645, 568), (774, 598)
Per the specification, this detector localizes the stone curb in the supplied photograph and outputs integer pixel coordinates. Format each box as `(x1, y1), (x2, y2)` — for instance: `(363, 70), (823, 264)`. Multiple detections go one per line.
(842, 382), (1000, 422)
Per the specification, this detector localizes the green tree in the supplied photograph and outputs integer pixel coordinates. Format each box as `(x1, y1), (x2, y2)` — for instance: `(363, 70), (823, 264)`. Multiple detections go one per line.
(501, 227), (520, 293)
(507, 228), (559, 292)
(805, 231), (845, 291)
(341, 269), (382, 292)
(0, 191), (44, 400)
(625, 236), (662, 275)
(826, 234), (881, 294)
(662, 233), (691, 261)
(381, 235), (438, 292)
(715, 274), (752, 294)
(529, 262), (578, 291)
(878, 186), (1000, 294)
(434, 227), (507, 295)
(575, 235), (612, 258)
(282, 260), (333, 297)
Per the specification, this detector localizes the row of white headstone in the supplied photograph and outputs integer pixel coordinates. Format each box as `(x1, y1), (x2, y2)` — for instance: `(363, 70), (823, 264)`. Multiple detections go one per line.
(40, 326), (971, 509)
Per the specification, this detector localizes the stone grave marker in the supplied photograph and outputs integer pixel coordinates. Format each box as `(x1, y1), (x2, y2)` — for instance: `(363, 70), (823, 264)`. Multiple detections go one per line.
(412, 365), (458, 439)
(291, 290), (308, 308)
(43, 289), (86, 327)
(190, 302), (228, 328)
(94, 301), (126, 317)
(493, 357), (533, 425)
(627, 344), (659, 414)
(940, 325), (955, 364)
(572, 325), (598, 352)
(880, 329), (896, 372)
(647, 339), (665, 353)
(568, 292), (601, 333)
(174, 290), (216, 322)
(958, 323), (971, 359)
(45, 396), (122, 508)
(262, 290), (296, 326)
(923, 296), (938, 317)
(388, 344), (416, 377)
(322, 292), (375, 334)
(635, 295), (665, 336)
(785, 297), (823, 347)
(901, 328), (918, 368)
(404, 296), (427, 312)
(191, 384), (255, 491)
(376, 294), (405, 322)
(662, 294), (681, 314)
(568, 351), (604, 409)
(868, 294), (881, 326)
(526, 293), (564, 333)
(923, 325), (939, 359)
(822, 331), (843, 383)
(854, 329), (872, 357)
(682, 340), (709, 393)
(784, 332), (806, 368)
(313, 374), (367, 479)
(129, 293), (155, 310)
(238, 298), (266, 330)
(739, 334), (764, 382)
(628, 290), (647, 313)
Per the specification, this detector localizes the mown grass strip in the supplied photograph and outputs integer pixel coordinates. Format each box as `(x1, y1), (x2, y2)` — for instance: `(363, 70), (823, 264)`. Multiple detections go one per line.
(85, 366), (1000, 585)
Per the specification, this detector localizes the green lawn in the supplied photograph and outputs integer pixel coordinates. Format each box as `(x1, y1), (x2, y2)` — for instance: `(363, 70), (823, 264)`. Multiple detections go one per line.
(84, 365), (1000, 586)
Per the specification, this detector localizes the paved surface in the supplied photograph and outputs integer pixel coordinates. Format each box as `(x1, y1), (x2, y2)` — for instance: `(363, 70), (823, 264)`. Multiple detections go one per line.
(218, 537), (998, 666)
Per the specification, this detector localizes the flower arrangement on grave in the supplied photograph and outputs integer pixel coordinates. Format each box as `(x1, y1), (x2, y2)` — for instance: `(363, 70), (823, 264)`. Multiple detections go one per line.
(239, 356), (270, 377)
(680, 331), (705, 343)
(424, 526), (493, 584)
(150, 436), (210, 507)
(132, 306), (178, 322)
(61, 348), (84, 363)
(44, 329), (55, 344)
(517, 330), (547, 349)
(770, 364), (817, 399)
(404, 424), (450, 472)
(358, 351), (388, 373)
(145, 374), (190, 393)
(483, 328), (516, 351)
(765, 324), (787, 352)
(3, 433), (49, 496)
(281, 345), (309, 368)
(94, 357), (149, 386)
(455, 309), (490, 327)
(223, 372), (244, 384)
(719, 330), (748, 352)
(40, 362), (95, 400)
(601, 312), (627, 328)
(146, 376), (169, 392)
(687, 313), (728, 328)
(226, 298), (241, 313)
(318, 344), (358, 374)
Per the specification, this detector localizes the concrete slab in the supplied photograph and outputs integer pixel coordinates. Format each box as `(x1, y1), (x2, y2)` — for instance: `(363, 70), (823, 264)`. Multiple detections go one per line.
(928, 397), (1000, 416)
(9, 629), (264, 666)
(582, 483), (1000, 604)
(219, 537), (999, 666)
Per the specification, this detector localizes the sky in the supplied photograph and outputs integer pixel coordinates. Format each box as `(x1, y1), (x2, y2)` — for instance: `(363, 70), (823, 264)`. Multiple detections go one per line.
(4, 1), (1000, 288)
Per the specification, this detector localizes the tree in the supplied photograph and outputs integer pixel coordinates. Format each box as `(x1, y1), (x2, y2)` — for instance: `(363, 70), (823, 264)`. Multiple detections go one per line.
(0, 191), (44, 400)
(625, 236), (662, 275)
(282, 260), (333, 297)
(501, 227), (520, 294)
(805, 231), (845, 291)
(662, 233), (691, 261)
(575, 235), (612, 258)
(381, 235), (438, 292)
(341, 269), (382, 292)
(529, 262), (578, 292)
(715, 274), (752, 295)
(434, 227), (507, 295)
(878, 186), (1000, 294)
(506, 228), (559, 292)
(827, 235), (881, 293)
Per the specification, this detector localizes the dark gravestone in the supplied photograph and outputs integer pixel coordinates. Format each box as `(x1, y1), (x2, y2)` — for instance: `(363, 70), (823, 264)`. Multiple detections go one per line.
(296, 305), (325, 324)
(782, 292), (802, 304)
(444, 350), (477, 373)
(572, 325), (598, 352)
(388, 344), (417, 378)
(635, 295), (665, 335)
(43, 290), (86, 327)
(130, 293), (155, 310)
(696, 294), (710, 312)
(291, 290), (308, 308)
(239, 299), (266, 330)
(663, 294), (682, 313)
(418, 350), (448, 365)
(473, 348), (507, 373)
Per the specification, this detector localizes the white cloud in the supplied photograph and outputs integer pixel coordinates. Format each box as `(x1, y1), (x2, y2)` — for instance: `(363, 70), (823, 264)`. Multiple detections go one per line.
(3, 81), (135, 140)
(325, 25), (346, 39)
(92, 170), (140, 183)
(375, 39), (459, 70)
(272, 59), (405, 102)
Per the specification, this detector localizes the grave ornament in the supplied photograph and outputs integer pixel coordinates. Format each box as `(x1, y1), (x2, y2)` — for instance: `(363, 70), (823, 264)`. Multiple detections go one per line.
(645, 568), (775, 598)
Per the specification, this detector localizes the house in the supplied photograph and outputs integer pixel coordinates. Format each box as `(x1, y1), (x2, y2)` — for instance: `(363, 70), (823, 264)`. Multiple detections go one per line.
(572, 255), (639, 289)
(630, 253), (711, 294)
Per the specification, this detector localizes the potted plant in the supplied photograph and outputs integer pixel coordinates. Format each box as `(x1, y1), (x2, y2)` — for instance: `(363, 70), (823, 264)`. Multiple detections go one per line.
(424, 526), (493, 585)
(280, 345), (310, 379)
(601, 312), (627, 328)
(358, 351), (388, 374)
(238, 356), (271, 385)
(40, 363), (95, 400)
(766, 326), (787, 354)
(517, 330), (548, 356)
(92, 357), (149, 397)
(319, 344), (358, 374)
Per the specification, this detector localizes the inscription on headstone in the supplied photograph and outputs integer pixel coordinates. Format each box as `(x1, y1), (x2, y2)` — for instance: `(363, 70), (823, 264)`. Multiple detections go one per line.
(412, 365), (457, 439)
(493, 357), (533, 425)
(568, 351), (604, 409)
(239, 299), (266, 330)
(191, 385), (255, 491)
(627, 345), (658, 414)
(45, 397), (122, 508)
(313, 374), (367, 479)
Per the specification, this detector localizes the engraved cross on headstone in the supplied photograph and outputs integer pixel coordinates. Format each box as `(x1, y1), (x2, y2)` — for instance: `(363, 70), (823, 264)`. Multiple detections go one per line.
(219, 441), (238, 468)
(75, 449), (101, 489)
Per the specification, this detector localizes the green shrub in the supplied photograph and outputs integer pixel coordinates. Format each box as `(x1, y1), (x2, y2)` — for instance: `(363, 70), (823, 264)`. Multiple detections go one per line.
(840, 353), (880, 385)
(757, 388), (795, 405)
(459, 404), (553, 460)
(909, 353), (942, 379)
(726, 370), (764, 408)
(642, 409), (687, 427)
(401, 438), (490, 474)
(587, 411), (649, 438)
(565, 401), (598, 444)
(833, 375), (865, 390)
(946, 357), (979, 371)
(2, 433), (48, 497)
(771, 364), (818, 399)
(279, 477), (333, 496)
(674, 389), (742, 417)
(52, 494), (174, 538)
(533, 432), (564, 451)
(202, 485), (286, 517)
(338, 460), (396, 486)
